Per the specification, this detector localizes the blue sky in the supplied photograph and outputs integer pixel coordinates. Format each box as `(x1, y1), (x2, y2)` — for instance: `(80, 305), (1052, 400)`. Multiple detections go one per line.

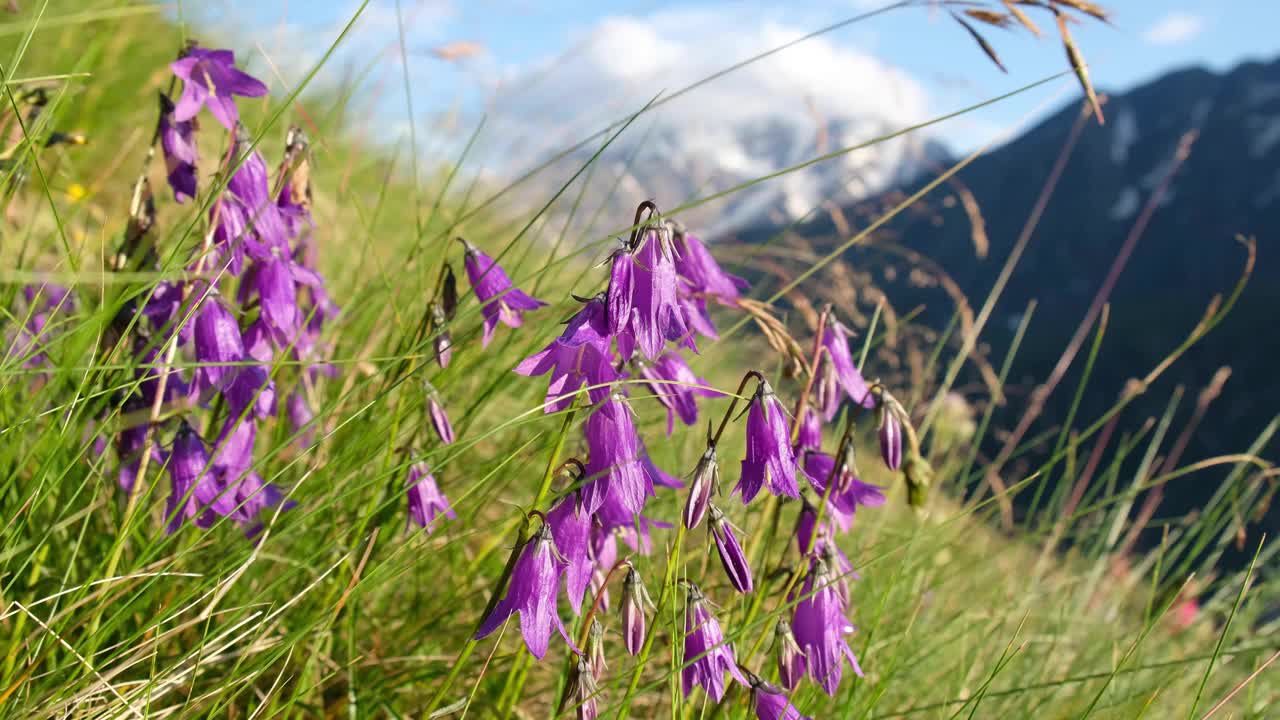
(187, 1), (1280, 173)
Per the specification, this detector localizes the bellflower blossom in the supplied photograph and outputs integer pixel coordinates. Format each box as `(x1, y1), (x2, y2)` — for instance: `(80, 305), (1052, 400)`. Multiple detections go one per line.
(165, 422), (225, 533)
(608, 227), (694, 361)
(752, 684), (811, 720)
(547, 492), (593, 613)
(791, 557), (863, 695)
(796, 407), (823, 453)
(170, 46), (268, 130)
(475, 523), (578, 659)
(802, 451), (885, 532)
(880, 410), (903, 471)
(461, 239), (546, 347)
(708, 505), (753, 594)
(671, 225), (748, 340)
(683, 446), (720, 530)
(682, 585), (747, 701)
(406, 461), (454, 531)
(515, 295), (619, 412)
(818, 321), (876, 419)
(158, 94), (197, 203)
(635, 351), (717, 434)
(190, 294), (245, 393)
(581, 392), (648, 517)
(736, 380), (801, 504)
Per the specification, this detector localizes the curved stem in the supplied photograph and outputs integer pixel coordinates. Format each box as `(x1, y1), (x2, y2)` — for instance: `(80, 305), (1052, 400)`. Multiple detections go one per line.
(710, 370), (764, 448)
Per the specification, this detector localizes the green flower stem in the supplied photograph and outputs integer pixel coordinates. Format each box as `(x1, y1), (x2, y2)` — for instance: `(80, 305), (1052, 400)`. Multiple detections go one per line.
(615, 521), (688, 719)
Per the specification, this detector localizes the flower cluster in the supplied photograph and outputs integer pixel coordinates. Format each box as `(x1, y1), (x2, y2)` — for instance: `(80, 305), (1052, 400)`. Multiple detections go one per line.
(457, 200), (916, 716)
(104, 45), (332, 536)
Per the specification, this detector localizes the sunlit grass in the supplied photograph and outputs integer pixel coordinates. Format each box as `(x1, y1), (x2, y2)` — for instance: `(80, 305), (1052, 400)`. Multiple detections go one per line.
(0, 2), (1275, 719)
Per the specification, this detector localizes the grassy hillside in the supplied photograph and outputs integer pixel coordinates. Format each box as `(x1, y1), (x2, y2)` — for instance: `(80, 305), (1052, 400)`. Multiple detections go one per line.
(0, 2), (1275, 719)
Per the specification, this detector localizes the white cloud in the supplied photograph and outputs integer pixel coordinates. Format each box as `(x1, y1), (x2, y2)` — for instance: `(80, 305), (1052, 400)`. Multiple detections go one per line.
(483, 6), (939, 232)
(1142, 12), (1205, 46)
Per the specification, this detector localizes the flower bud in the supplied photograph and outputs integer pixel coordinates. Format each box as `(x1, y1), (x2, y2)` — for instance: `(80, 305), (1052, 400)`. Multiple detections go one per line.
(774, 620), (806, 690)
(430, 302), (453, 369)
(440, 263), (458, 320)
(683, 445), (719, 529)
(620, 565), (651, 656)
(585, 617), (607, 681)
(879, 406), (902, 471)
(709, 505), (753, 594)
(565, 656), (599, 720)
(425, 383), (454, 445)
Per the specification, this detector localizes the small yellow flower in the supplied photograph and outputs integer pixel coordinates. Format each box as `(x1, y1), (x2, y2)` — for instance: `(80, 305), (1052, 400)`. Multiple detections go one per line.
(65, 183), (87, 202)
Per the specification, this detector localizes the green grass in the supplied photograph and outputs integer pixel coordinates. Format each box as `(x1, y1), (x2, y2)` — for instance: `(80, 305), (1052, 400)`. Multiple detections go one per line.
(0, 2), (1276, 718)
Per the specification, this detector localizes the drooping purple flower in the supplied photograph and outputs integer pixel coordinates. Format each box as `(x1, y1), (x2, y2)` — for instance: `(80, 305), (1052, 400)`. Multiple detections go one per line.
(802, 451), (885, 532)
(170, 47), (268, 130)
(406, 461), (454, 531)
(608, 228), (695, 361)
(114, 396), (157, 494)
(752, 685), (811, 720)
(515, 295), (619, 413)
(635, 352), (718, 434)
(775, 620), (807, 691)
(736, 380), (801, 504)
(547, 492), (593, 613)
(791, 558), (863, 695)
(286, 391), (315, 446)
(165, 422), (226, 533)
(191, 295), (244, 391)
(158, 94), (197, 203)
(475, 523), (578, 659)
(819, 321), (875, 418)
(461, 239), (546, 347)
(683, 446), (720, 530)
(229, 471), (293, 535)
(708, 506), (753, 594)
(580, 393), (647, 517)
(671, 225), (749, 305)
(621, 565), (651, 656)
(250, 254), (300, 346)
(880, 410), (902, 471)
(426, 387), (455, 445)
(682, 585), (748, 702)
(796, 407), (822, 453)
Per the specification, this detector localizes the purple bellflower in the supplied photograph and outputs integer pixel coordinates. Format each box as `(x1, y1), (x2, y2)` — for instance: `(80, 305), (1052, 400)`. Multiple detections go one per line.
(608, 227), (694, 361)
(515, 295), (619, 413)
(165, 422), (225, 533)
(158, 94), (197, 202)
(406, 461), (454, 531)
(475, 522), (578, 659)
(635, 351), (718, 434)
(802, 451), (886, 532)
(461, 239), (546, 347)
(191, 294), (245, 393)
(796, 407), (822, 453)
(818, 321), (875, 419)
(792, 557), (863, 695)
(581, 392), (648, 517)
(671, 225), (748, 340)
(752, 684), (811, 720)
(682, 584), (747, 702)
(736, 380), (801, 504)
(547, 492), (593, 613)
(170, 47), (268, 130)
(708, 505), (753, 594)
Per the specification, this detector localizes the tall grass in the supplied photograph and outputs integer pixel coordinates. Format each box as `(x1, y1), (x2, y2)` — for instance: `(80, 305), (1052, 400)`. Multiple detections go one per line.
(0, 2), (1276, 719)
